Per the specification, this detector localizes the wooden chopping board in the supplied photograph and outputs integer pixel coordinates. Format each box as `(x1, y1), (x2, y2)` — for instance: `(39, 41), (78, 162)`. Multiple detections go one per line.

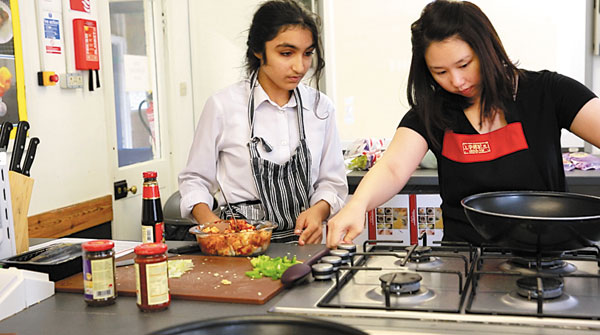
(55, 255), (286, 304)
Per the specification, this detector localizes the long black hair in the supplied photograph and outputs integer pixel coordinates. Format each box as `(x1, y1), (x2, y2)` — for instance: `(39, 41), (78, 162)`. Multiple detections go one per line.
(407, 0), (519, 150)
(245, 0), (325, 112)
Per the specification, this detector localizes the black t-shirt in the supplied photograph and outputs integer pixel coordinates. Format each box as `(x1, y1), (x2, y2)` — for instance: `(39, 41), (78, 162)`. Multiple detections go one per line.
(399, 70), (596, 244)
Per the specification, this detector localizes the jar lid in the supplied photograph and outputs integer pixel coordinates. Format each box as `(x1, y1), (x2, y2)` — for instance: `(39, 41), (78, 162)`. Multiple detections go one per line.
(82, 240), (115, 252)
(143, 171), (158, 179)
(134, 242), (168, 255)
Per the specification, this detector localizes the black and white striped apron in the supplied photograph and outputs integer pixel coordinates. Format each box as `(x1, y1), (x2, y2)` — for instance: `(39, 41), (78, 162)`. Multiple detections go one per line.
(240, 74), (312, 243)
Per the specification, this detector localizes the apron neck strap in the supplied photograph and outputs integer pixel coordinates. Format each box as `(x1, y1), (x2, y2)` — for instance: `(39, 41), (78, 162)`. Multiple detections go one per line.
(247, 71), (259, 136)
(247, 73), (306, 141)
(293, 88), (306, 140)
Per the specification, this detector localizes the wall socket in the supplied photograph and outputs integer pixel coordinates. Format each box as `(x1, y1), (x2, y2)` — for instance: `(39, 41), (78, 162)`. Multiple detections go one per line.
(60, 72), (84, 89)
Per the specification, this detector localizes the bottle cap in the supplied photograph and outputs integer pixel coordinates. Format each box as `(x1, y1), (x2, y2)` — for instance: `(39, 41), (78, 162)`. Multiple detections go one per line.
(143, 171), (158, 179)
(82, 240), (115, 252)
(134, 242), (168, 255)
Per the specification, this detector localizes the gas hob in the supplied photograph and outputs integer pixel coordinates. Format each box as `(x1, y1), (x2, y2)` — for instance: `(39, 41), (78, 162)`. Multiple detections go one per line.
(270, 241), (600, 334)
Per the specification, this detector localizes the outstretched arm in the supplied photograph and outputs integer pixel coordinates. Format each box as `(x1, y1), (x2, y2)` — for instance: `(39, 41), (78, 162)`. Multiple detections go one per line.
(326, 127), (429, 248)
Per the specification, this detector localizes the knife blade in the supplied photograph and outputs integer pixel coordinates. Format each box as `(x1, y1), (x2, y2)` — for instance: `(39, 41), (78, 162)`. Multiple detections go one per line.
(9, 121), (29, 173)
(0, 121), (13, 152)
(21, 137), (39, 177)
(167, 243), (201, 255)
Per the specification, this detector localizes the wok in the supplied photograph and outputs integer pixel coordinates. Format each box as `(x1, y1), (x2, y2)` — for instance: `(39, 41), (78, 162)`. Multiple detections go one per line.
(150, 314), (367, 335)
(461, 191), (600, 253)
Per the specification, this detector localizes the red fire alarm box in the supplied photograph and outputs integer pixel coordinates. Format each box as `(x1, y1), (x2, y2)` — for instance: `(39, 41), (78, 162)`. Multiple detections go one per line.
(73, 19), (99, 70)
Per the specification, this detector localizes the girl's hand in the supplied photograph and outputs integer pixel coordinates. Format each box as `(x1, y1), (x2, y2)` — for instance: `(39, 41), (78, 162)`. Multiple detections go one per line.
(191, 203), (220, 225)
(326, 202), (366, 248)
(294, 200), (330, 245)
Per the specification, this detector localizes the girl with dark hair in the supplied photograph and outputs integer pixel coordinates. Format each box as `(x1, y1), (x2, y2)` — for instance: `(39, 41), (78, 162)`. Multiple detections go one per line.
(179, 0), (347, 244)
(327, 0), (600, 247)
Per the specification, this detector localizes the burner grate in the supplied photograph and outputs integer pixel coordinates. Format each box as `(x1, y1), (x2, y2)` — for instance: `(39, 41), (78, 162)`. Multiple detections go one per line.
(516, 276), (564, 300)
(317, 241), (472, 312)
(467, 245), (600, 318)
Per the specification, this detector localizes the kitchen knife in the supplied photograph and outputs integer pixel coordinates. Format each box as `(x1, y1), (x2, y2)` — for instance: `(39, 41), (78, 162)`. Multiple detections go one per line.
(0, 121), (13, 151)
(9, 121), (29, 173)
(21, 137), (40, 177)
(167, 243), (201, 255)
(281, 247), (330, 287)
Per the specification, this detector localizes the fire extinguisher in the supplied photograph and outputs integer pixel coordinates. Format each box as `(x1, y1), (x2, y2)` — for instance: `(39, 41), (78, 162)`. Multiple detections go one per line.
(138, 91), (155, 146)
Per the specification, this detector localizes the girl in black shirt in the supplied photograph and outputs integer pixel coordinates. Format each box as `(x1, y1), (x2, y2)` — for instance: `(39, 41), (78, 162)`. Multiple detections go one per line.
(327, 0), (600, 247)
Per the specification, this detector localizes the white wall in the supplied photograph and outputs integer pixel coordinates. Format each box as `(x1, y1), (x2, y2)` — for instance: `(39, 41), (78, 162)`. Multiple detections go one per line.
(18, 0), (112, 215)
(16, 0), (262, 221)
(188, 0), (262, 126)
(17, 0), (198, 219)
(13, 0), (600, 221)
(163, 1), (195, 191)
(325, 0), (591, 148)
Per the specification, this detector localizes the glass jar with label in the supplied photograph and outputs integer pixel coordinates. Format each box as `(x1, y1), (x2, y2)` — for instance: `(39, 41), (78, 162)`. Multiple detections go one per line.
(134, 242), (170, 312)
(81, 240), (117, 306)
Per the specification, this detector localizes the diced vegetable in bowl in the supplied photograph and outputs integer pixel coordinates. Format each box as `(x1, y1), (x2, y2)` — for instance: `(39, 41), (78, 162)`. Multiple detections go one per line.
(188, 219), (277, 256)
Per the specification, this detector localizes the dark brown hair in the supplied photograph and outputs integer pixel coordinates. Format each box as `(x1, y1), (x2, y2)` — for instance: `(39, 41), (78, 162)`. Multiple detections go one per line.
(407, 0), (519, 149)
(245, 0), (325, 92)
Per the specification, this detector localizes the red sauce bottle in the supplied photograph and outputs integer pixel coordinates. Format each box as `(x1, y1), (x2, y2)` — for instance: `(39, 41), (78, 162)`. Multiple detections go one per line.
(134, 243), (170, 312)
(142, 171), (165, 243)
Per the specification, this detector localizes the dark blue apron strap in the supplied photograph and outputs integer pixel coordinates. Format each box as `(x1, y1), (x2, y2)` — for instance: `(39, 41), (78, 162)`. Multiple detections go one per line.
(294, 88), (306, 140)
(247, 72), (274, 152)
(247, 71), (259, 138)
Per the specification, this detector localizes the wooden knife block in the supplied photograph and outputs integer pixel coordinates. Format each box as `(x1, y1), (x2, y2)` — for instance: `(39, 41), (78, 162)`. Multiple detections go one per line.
(8, 171), (34, 254)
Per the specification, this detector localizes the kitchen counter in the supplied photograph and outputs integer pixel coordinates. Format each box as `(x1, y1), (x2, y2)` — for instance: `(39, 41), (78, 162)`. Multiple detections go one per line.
(347, 168), (600, 196)
(3, 240), (599, 335)
(0, 241), (326, 335)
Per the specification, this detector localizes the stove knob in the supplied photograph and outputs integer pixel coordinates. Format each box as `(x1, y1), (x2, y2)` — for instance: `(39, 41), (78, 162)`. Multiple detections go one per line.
(320, 255), (342, 271)
(338, 243), (357, 257)
(330, 249), (351, 264)
(311, 263), (334, 281)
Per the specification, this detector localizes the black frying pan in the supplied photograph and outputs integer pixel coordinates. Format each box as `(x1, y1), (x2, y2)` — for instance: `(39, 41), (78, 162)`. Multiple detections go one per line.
(461, 191), (600, 253)
(150, 314), (367, 335)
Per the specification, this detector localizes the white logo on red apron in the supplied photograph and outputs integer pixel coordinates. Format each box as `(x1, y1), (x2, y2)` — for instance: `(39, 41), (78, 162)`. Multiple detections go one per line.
(461, 142), (491, 155)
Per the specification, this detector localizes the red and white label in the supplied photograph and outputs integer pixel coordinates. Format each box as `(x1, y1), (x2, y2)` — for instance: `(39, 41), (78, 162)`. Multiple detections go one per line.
(442, 122), (529, 163)
(46, 46), (61, 54)
(461, 141), (491, 155)
(70, 0), (90, 13)
(409, 194), (417, 245)
(367, 209), (375, 241)
(155, 222), (165, 243)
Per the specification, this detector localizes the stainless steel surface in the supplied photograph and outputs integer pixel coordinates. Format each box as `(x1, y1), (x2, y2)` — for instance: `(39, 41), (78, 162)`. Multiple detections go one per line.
(270, 243), (600, 334)
(467, 248), (600, 318)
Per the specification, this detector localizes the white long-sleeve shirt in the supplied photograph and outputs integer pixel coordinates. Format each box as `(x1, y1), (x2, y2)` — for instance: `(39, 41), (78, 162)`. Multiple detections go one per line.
(178, 79), (348, 221)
